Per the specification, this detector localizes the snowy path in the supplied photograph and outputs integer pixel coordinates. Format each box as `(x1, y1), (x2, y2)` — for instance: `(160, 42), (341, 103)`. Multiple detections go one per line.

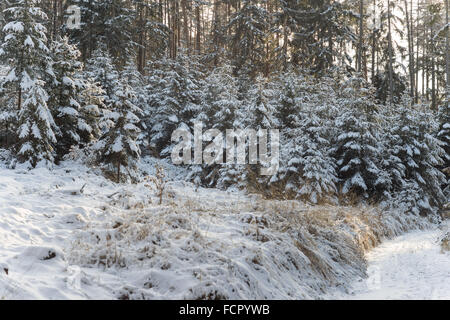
(338, 224), (450, 300)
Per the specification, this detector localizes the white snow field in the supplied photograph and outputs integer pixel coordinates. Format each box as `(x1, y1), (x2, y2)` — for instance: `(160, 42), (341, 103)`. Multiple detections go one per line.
(0, 153), (446, 300)
(336, 223), (450, 300)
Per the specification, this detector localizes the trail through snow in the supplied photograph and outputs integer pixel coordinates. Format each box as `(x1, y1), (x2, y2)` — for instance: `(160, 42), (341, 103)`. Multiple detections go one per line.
(337, 224), (450, 300)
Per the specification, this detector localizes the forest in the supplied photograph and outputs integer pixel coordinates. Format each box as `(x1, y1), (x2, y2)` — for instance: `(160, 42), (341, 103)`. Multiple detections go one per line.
(0, 0), (449, 302)
(0, 0), (449, 214)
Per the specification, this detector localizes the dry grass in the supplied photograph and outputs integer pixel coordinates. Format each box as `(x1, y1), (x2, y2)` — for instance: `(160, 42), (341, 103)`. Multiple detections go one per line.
(68, 181), (433, 299)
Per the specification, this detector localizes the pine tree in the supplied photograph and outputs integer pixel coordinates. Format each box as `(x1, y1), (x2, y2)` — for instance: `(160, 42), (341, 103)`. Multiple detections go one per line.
(188, 64), (241, 187)
(120, 57), (148, 149)
(84, 45), (120, 108)
(437, 104), (450, 170)
(48, 36), (85, 157)
(390, 95), (446, 214)
(228, 0), (269, 76)
(290, 106), (338, 204)
(0, 0), (53, 112)
(17, 79), (57, 167)
(245, 76), (276, 130)
(96, 82), (142, 182)
(0, 0), (57, 166)
(333, 77), (383, 199)
(275, 71), (302, 128)
(66, 0), (135, 63)
(276, 72), (338, 203)
(77, 78), (105, 145)
(146, 53), (204, 156)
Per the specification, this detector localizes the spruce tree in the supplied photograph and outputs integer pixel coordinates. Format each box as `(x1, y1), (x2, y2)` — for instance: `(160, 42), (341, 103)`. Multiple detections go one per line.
(96, 82), (142, 182)
(17, 80), (57, 167)
(84, 45), (120, 108)
(332, 77), (383, 199)
(48, 36), (85, 157)
(77, 78), (105, 145)
(0, 0), (52, 111)
(0, 0), (56, 166)
(146, 53), (204, 156)
(390, 95), (446, 214)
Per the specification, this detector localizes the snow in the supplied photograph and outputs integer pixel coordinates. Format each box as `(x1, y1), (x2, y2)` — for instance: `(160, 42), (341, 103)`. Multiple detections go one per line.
(0, 154), (444, 300)
(334, 223), (450, 300)
(4, 21), (24, 33)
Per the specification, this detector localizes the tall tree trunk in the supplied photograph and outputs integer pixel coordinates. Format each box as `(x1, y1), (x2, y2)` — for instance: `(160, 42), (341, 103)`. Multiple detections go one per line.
(415, 0), (420, 102)
(195, 4), (201, 53)
(371, 0), (376, 82)
(431, 25), (436, 110)
(283, 15), (289, 70)
(404, 0), (415, 99)
(17, 87), (22, 111)
(387, 0), (394, 104)
(446, 0), (449, 108)
(212, 0), (221, 66)
(357, 0), (364, 74)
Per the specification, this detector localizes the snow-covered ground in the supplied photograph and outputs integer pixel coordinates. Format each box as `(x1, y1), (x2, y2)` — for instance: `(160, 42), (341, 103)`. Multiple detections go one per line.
(335, 223), (450, 300)
(0, 153), (445, 300)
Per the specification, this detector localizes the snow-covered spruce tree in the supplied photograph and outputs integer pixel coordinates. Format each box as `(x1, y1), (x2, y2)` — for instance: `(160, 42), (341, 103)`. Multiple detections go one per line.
(198, 65), (241, 132)
(48, 36), (85, 157)
(0, 93), (16, 148)
(83, 44), (120, 108)
(227, 0), (269, 76)
(286, 108), (338, 204)
(332, 77), (384, 201)
(77, 77), (105, 145)
(187, 64), (242, 187)
(96, 82), (142, 183)
(437, 102), (450, 197)
(437, 103), (450, 169)
(389, 95), (446, 215)
(269, 71), (304, 197)
(275, 72), (338, 203)
(145, 53), (204, 157)
(0, 0), (52, 108)
(245, 76), (277, 130)
(236, 76), (278, 194)
(377, 104), (407, 200)
(17, 79), (57, 167)
(0, 0), (57, 166)
(275, 71), (302, 129)
(67, 0), (135, 63)
(120, 57), (148, 150)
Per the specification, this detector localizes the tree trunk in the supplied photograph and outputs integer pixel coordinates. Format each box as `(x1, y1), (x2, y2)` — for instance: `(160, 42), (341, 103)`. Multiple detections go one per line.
(17, 87), (22, 111)
(446, 0), (449, 108)
(387, 0), (394, 104)
(196, 5), (201, 53)
(357, 0), (364, 74)
(181, 0), (189, 52)
(371, 0), (376, 82)
(404, 0), (415, 99)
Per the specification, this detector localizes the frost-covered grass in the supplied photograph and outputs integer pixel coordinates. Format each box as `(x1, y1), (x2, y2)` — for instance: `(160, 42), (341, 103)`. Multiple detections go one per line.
(0, 152), (438, 300)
